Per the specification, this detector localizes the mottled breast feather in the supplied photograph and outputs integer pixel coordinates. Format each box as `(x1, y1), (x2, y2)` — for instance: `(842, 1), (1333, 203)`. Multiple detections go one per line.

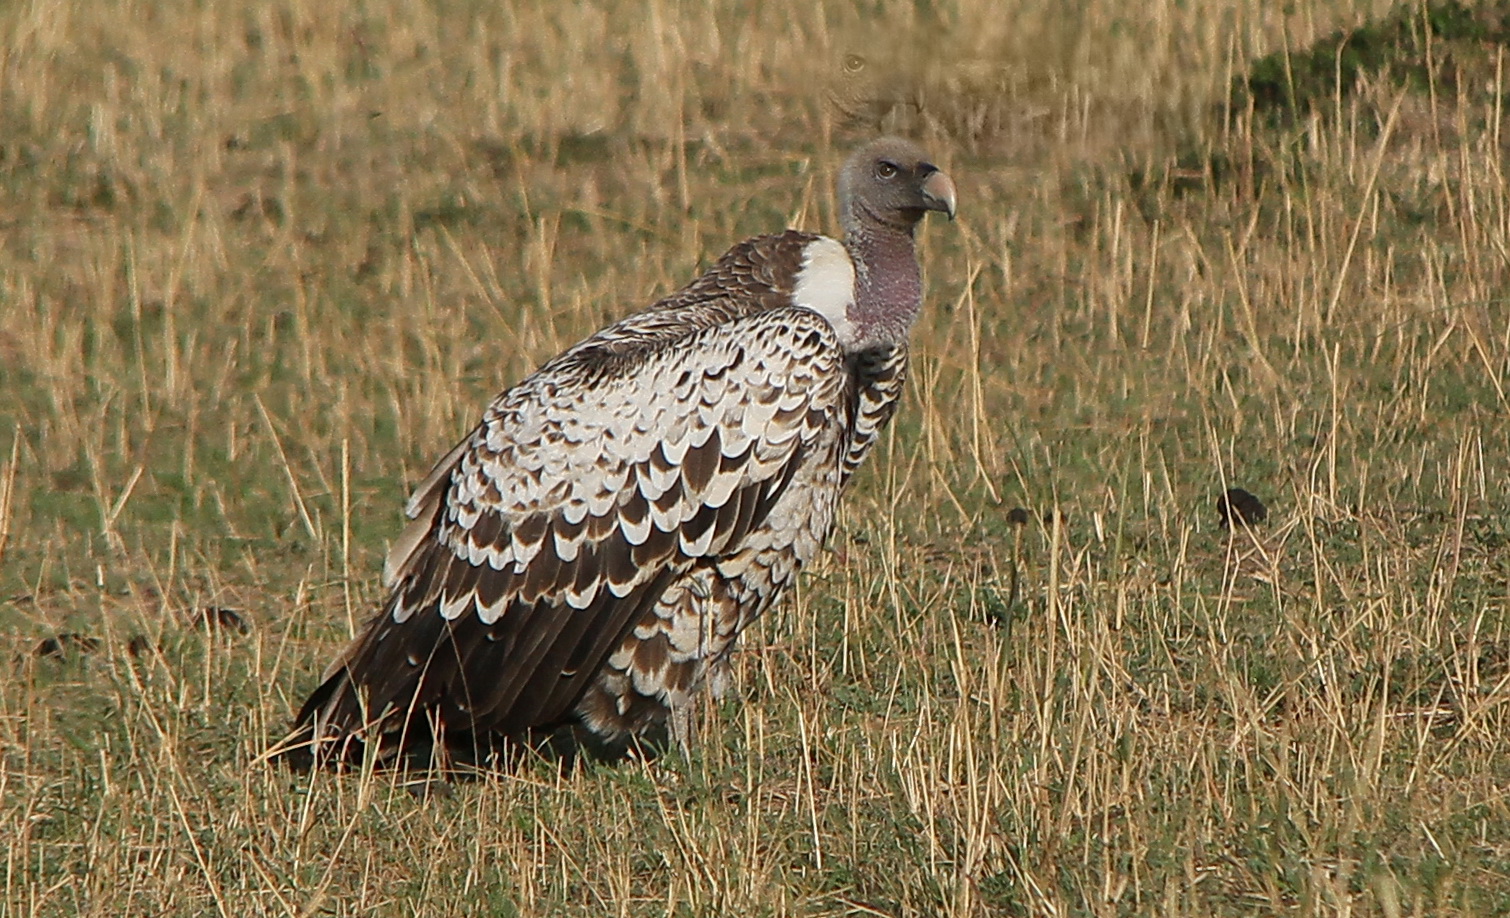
(841, 344), (909, 488)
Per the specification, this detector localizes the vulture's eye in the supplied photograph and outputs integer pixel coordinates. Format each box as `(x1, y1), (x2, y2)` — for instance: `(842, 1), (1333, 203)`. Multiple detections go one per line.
(874, 161), (898, 180)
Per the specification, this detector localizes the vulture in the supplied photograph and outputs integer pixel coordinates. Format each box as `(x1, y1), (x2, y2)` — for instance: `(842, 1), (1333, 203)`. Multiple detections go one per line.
(285, 137), (956, 767)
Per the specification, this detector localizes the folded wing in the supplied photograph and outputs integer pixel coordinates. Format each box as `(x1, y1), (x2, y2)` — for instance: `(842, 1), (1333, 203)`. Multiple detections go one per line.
(297, 306), (849, 754)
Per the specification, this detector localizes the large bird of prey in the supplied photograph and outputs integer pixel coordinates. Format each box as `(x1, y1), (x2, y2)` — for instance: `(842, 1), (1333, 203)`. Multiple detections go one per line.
(287, 137), (956, 767)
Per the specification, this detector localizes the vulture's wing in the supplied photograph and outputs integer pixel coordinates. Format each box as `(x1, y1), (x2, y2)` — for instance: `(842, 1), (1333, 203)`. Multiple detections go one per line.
(298, 305), (848, 749)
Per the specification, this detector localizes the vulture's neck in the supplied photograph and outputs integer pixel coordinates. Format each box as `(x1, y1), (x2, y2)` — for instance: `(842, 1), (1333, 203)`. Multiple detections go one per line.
(842, 205), (923, 351)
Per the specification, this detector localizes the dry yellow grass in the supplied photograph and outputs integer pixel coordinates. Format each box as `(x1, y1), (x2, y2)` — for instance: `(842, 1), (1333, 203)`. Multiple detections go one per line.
(2, 0), (1508, 914)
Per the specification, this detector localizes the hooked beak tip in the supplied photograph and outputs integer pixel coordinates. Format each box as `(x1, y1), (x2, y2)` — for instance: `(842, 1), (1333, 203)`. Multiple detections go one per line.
(921, 169), (957, 221)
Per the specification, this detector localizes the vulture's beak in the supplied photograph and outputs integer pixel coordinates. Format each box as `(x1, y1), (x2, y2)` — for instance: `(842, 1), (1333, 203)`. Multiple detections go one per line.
(920, 168), (957, 220)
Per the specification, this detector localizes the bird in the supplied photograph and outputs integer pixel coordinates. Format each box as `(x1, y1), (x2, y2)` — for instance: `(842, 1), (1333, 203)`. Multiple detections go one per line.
(283, 137), (956, 768)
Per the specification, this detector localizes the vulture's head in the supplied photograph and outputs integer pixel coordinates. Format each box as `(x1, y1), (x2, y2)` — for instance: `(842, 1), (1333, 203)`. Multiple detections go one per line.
(839, 136), (957, 234)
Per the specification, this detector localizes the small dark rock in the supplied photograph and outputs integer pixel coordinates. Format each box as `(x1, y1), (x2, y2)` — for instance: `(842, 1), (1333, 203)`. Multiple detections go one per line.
(1217, 488), (1268, 528)
(196, 607), (250, 634)
(33, 633), (102, 659)
(405, 780), (456, 801)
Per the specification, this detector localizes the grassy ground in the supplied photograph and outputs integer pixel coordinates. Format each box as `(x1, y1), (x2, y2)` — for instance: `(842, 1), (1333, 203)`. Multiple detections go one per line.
(3, 0), (1508, 914)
